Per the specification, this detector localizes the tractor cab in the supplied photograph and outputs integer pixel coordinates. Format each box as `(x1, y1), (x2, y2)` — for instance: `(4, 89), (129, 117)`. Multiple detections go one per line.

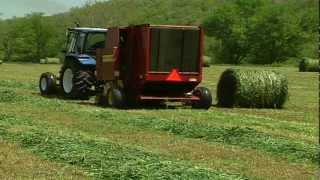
(64, 27), (108, 67)
(56, 28), (108, 99)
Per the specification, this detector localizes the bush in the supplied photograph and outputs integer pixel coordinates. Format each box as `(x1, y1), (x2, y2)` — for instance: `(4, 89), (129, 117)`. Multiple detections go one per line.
(217, 69), (288, 108)
(299, 57), (319, 72)
(203, 56), (212, 67)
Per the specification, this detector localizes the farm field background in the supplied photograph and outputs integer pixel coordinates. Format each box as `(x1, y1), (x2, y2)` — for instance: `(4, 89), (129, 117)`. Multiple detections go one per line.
(0, 63), (318, 179)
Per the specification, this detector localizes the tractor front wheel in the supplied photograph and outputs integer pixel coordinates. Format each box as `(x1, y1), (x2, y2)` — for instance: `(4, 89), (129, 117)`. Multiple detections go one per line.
(192, 87), (212, 109)
(39, 72), (57, 95)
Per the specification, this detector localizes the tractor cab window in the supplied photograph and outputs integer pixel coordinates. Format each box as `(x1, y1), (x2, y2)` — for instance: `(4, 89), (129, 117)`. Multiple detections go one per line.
(77, 33), (86, 53)
(67, 32), (77, 53)
(84, 33), (106, 52)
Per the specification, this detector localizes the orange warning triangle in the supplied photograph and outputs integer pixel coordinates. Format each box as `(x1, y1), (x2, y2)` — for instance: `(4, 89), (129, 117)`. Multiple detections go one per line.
(166, 69), (182, 81)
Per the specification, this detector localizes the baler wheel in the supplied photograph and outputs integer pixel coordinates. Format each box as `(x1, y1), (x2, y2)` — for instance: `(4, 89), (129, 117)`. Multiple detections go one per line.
(39, 72), (57, 95)
(192, 87), (212, 109)
(95, 94), (108, 107)
(107, 88), (125, 108)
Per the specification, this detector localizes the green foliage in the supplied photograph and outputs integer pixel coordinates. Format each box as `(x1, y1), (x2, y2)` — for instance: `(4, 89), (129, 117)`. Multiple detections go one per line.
(203, 0), (267, 64)
(0, 0), (317, 64)
(247, 4), (304, 64)
(24, 13), (53, 62)
(203, 0), (316, 64)
(203, 56), (212, 67)
(217, 69), (288, 108)
(0, 13), (56, 62)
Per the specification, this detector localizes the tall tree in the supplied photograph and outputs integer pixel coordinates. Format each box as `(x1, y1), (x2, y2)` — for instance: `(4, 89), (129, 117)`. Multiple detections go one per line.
(203, 0), (266, 64)
(24, 13), (53, 62)
(247, 4), (305, 64)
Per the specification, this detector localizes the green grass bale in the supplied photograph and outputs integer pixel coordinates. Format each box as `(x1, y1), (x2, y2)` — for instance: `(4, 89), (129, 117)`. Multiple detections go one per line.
(217, 69), (288, 109)
(39, 58), (60, 64)
(299, 57), (319, 72)
(46, 57), (60, 64)
(39, 59), (46, 64)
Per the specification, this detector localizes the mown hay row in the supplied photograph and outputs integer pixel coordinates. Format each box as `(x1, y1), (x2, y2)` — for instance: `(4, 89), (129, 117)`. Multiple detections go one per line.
(0, 113), (246, 180)
(217, 69), (288, 108)
(299, 57), (319, 72)
(0, 88), (316, 164)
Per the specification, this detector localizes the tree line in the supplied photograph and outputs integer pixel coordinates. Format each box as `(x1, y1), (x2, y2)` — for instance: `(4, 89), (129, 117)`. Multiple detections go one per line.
(0, 0), (318, 64)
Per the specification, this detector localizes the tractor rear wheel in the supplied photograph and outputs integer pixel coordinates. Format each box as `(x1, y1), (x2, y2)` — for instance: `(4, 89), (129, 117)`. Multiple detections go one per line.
(39, 72), (57, 95)
(192, 87), (212, 109)
(60, 66), (95, 99)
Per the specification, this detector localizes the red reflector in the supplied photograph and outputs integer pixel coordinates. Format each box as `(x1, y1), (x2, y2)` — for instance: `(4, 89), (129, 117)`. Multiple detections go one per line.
(166, 69), (182, 81)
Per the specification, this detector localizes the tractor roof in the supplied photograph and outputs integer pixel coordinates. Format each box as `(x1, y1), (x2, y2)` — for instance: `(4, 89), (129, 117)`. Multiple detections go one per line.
(69, 27), (108, 33)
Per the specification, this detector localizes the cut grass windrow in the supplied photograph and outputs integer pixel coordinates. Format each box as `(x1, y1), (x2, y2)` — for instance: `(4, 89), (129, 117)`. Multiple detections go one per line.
(92, 112), (319, 164)
(0, 87), (315, 138)
(0, 113), (246, 180)
(0, 88), (318, 165)
(0, 140), (88, 179)
(0, 80), (315, 137)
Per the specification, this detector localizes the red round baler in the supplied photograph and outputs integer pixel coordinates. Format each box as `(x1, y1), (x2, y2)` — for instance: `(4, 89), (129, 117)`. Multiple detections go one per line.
(94, 24), (211, 109)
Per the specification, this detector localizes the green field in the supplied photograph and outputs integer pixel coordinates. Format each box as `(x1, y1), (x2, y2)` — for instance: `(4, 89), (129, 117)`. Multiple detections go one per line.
(0, 63), (318, 179)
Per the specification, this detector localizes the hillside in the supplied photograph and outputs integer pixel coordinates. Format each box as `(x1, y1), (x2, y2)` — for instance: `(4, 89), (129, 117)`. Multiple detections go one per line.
(0, 0), (318, 63)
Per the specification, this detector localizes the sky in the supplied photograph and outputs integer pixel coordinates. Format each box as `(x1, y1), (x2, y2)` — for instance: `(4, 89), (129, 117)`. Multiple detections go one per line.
(0, 0), (96, 19)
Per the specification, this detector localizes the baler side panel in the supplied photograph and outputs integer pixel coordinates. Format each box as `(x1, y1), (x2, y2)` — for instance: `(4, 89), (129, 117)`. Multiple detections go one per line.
(198, 27), (204, 82)
(96, 28), (119, 81)
(120, 26), (151, 103)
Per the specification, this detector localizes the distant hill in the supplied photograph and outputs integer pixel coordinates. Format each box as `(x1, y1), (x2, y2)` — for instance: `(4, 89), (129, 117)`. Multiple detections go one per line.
(0, 0), (317, 63)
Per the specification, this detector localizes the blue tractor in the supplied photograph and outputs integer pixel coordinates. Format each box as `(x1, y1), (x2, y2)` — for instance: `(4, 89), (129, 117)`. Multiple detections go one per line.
(39, 27), (107, 99)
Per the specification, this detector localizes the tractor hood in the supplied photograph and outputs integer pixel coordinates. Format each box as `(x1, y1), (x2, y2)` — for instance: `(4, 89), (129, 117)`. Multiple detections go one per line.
(77, 54), (96, 66)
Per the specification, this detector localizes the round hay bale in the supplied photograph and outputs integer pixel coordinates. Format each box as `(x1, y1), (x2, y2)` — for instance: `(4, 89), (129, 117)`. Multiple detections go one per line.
(46, 57), (60, 64)
(217, 69), (288, 108)
(203, 56), (212, 67)
(40, 59), (47, 64)
(0, 60), (3, 64)
(299, 57), (319, 72)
